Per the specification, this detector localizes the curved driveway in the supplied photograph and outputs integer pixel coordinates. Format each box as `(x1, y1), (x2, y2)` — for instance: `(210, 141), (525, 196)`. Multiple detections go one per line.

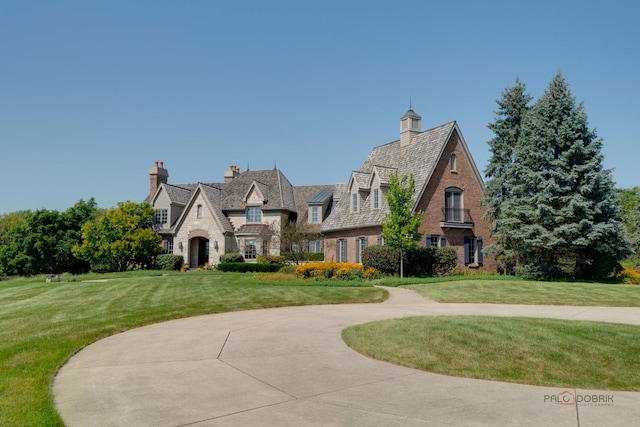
(54, 287), (640, 426)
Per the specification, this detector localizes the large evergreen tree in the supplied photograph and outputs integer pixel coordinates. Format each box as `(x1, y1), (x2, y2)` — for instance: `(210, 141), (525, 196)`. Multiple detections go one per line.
(482, 79), (532, 273)
(499, 72), (624, 279)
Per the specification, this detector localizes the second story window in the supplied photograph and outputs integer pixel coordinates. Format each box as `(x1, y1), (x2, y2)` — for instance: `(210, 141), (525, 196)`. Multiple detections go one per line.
(246, 206), (262, 223)
(352, 193), (358, 213)
(445, 188), (463, 222)
(196, 204), (203, 218)
(311, 206), (319, 223)
(450, 154), (457, 172)
(154, 209), (168, 225)
(373, 188), (379, 209)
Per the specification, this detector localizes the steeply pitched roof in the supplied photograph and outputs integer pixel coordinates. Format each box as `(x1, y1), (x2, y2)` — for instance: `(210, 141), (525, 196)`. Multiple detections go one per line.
(220, 169), (297, 212)
(163, 184), (192, 205)
(321, 121), (457, 232)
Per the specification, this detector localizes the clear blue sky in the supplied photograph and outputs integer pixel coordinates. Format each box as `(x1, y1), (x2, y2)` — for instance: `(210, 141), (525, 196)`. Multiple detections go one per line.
(1, 1), (638, 214)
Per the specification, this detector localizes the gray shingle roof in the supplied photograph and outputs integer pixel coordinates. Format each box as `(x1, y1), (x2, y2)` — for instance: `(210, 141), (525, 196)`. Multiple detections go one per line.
(321, 121), (456, 233)
(163, 184), (192, 205)
(200, 184), (234, 233)
(220, 169), (297, 212)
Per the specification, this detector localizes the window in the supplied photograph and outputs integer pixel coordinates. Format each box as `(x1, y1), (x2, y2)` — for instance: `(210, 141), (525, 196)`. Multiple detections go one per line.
(307, 240), (320, 253)
(426, 234), (440, 247)
(246, 206), (262, 223)
(411, 118), (420, 129)
(373, 189), (379, 209)
(450, 154), (457, 172)
(377, 235), (383, 246)
(196, 204), (203, 218)
(355, 237), (368, 263)
(244, 239), (257, 259)
(154, 209), (168, 225)
(311, 206), (319, 223)
(352, 193), (358, 213)
(445, 188), (463, 222)
(464, 236), (483, 266)
(163, 240), (173, 254)
(336, 239), (348, 262)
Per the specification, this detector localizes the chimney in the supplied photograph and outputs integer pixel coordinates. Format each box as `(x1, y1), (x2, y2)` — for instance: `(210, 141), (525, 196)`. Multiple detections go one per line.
(224, 164), (241, 183)
(149, 160), (169, 200)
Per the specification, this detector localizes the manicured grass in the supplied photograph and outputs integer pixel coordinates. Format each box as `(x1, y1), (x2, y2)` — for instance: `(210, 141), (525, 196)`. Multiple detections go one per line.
(343, 316), (640, 391)
(0, 271), (387, 426)
(403, 278), (640, 306)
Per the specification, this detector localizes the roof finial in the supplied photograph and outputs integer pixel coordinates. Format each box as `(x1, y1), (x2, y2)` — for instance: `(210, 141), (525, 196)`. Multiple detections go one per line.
(274, 161), (277, 170)
(409, 96), (412, 110)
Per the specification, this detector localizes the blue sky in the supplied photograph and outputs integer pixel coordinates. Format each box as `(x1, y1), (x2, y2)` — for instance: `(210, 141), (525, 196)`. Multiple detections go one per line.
(1, 1), (638, 214)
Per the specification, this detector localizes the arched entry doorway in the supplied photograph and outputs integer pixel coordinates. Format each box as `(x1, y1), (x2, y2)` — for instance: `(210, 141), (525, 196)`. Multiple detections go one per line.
(189, 237), (209, 268)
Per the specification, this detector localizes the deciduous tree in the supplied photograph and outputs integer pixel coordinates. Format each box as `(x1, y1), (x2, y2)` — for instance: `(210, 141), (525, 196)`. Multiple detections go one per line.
(381, 174), (424, 277)
(74, 201), (162, 272)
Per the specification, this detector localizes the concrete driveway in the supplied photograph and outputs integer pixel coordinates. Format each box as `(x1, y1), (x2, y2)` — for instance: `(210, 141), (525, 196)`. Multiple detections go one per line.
(53, 287), (640, 426)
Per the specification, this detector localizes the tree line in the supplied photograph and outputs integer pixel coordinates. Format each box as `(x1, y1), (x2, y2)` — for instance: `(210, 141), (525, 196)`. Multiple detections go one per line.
(0, 200), (161, 276)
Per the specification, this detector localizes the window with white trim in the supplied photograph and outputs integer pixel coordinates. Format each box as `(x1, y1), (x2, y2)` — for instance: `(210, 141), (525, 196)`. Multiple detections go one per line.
(311, 206), (319, 223)
(373, 188), (380, 209)
(154, 209), (168, 225)
(450, 154), (457, 172)
(246, 206), (262, 223)
(244, 239), (257, 259)
(352, 193), (358, 213)
(355, 237), (368, 263)
(337, 239), (348, 262)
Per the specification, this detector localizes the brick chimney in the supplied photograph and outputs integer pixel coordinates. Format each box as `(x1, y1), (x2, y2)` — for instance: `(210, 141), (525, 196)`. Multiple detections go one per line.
(224, 164), (240, 183)
(149, 161), (169, 200)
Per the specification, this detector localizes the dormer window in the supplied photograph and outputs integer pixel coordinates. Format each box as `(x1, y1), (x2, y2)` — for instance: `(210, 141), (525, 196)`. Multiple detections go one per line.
(311, 206), (319, 223)
(154, 209), (168, 225)
(246, 206), (262, 223)
(352, 193), (358, 213)
(373, 188), (380, 209)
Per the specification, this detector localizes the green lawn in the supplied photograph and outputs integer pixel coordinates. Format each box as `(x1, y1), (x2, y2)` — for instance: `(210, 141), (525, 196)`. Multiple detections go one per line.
(0, 271), (387, 426)
(402, 278), (640, 306)
(343, 316), (640, 391)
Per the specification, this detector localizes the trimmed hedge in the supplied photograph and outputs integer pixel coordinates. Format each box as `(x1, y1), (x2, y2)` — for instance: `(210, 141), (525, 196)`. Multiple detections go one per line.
(155, 254), (184, 271)
(362, 245), (399, 275)
(362, 245), (458, 277)
(217, 262), (284, 273)
(282, 252), (325, 262)
(220, 253), (245, 263)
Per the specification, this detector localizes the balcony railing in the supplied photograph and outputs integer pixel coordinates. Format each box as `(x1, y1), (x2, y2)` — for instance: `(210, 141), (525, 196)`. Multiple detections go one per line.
(440, 208), (473, 228)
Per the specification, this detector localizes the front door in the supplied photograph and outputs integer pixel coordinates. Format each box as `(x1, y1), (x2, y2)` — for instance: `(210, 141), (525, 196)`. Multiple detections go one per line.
(197, 238), (209, 267)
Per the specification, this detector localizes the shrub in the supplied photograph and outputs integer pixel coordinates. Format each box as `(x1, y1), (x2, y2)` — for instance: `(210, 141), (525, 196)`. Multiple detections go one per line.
(278, 265), (296, 274)
(220, 253), (244, 263)
(432, 247), (458, 276)
(362, 245), (399, 275)
(281, 252), (325, 262)
(404, 247), (434, 277)
(363, 267), (382, 280)
(617, 268), (640, 284)
(257, 255), (286, 264)
(217, 262), (284, 273)
(295, 261), (363, 280)
(180, 263), (190, 272)
(155, 254), (184, 271)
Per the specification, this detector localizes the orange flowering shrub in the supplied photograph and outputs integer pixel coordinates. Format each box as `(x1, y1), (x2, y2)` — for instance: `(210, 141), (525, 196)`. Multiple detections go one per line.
(617, 268), (640, 284)
(295, 261), (365, 280)
(363, 267), (382, 280)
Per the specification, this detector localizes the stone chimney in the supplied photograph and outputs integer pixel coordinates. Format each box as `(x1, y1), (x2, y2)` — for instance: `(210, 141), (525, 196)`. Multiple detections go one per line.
(149, 161), (169, 200)
(400, 108), (422, 147)
(224, 164), (240, 183)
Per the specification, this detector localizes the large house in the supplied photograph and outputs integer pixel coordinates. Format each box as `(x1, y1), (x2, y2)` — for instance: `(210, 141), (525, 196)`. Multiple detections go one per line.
(147, 108), (494, 271)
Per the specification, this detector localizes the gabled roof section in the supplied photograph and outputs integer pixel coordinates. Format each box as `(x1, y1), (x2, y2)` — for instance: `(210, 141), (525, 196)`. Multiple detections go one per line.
(174, 183), (234, 234)
(322, 121), (458, 233)
(220, 169), (297, 212)
(349, 171), (371, 192)
(243, 180), (269, 204)
(369, 166), (397, 187)
(151, 183), (192, 206)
